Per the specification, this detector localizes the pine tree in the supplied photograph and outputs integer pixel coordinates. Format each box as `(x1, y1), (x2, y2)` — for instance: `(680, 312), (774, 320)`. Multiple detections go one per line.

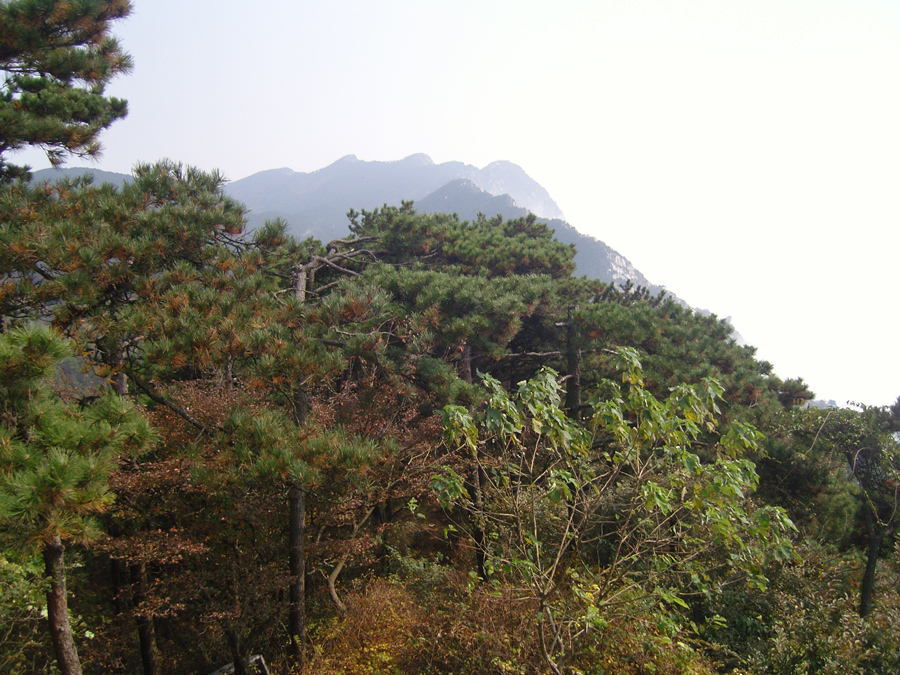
(0, 0), (133, 182)
(0, 160), (247, 389)
(0, 325), (155, 675)
(789, 405), (900, 617)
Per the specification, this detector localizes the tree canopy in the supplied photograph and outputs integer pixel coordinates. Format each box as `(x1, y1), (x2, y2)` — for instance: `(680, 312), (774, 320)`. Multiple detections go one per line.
(1, 7), (899, 674)
(0, 0), (132, 182)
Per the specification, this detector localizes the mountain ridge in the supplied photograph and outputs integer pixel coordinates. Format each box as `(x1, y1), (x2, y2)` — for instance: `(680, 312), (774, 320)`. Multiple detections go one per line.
(32, 157), (658, 291)
(415, 178), (657, 291)
(224, 154), (564, 223)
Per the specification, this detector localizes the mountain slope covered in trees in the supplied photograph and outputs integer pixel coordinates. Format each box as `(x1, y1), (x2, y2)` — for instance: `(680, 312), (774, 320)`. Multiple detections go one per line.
(33, 158), (657, 290)
(5, 4), (899, 675)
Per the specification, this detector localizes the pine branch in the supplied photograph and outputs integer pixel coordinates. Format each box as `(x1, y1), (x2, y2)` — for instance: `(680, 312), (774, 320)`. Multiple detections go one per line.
(500, 350), (563, 359)
(325, 235), (378, 250)
(308, 255), (362, 277)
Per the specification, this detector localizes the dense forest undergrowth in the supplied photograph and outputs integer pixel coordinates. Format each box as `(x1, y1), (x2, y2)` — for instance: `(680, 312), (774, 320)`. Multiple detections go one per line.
(1, 3), (899, 674)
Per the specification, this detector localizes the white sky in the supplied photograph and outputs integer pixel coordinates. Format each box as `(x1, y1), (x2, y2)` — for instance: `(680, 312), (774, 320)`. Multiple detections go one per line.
(16, 0), (900, 407)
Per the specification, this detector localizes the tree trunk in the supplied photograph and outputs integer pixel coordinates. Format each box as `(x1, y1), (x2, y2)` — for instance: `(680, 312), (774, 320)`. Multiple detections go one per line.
(288, 483), (307, 665)
(326, 558), (349, 613)
(564, 307), (581, 417)
(290, 274), (310, 666)
(460, 344), (473, 384)
(225, 627), (248, 675)
(295, 263), (309, 302)
(43, 534), (83, 675)
(326, 507), (376, 611)
(130, 562), (161, 675)
(111, 556), (127, 615)
(293, 386), (309, 427)
(538, 603), (564, 675)
(472, 465), (488, 580)
(107, 522), (128, 615)
(224, 355), (234, 390)
(859, 504), (883, 617)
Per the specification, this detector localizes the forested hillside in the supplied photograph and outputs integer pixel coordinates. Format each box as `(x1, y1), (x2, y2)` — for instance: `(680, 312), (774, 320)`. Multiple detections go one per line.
(32, 164), (655, 290)
(2, 3), (899, 675)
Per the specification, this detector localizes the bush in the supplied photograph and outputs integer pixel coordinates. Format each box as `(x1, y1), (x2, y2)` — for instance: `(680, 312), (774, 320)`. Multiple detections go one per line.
(706, 541), (900, 675)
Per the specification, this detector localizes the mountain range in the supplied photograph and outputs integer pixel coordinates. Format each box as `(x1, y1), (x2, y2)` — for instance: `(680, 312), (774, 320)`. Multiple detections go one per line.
(33, 155), (658, 290)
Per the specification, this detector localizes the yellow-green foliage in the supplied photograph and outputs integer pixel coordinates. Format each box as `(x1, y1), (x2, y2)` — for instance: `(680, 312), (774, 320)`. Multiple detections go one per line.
(305, 562), (721, 675)
(307, 578), (426, 675)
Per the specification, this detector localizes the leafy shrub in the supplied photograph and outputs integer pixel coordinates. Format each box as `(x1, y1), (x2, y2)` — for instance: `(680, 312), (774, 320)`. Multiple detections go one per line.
(706, 541), (900, 675)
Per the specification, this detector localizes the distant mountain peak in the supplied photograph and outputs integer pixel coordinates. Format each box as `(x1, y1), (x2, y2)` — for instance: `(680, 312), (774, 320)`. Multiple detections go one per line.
(471, 161), (564, 221)
(415, 178), (655, 290)
(32, 161), (660, 293)
(482, 159), (526, 173)
(397, 153), (434, 166)
(253, 167), (295, 177)
(417, 179), (521, 218)
(326, 154), (360, 168)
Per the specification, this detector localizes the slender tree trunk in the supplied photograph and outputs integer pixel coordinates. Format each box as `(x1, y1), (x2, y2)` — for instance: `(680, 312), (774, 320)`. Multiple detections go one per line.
(538, 603), (564, 675)
(460, 344), (473, 384)
(111, 557), (127, 614)
(472, 465), (488, 580)
(859, 504), (883, 617)
(225, 628), (248, 675)
(289, 271), (310, 666)
(224, 355), (234, 390)
(294, 261), (316, 303)
(43, 534), (83, 675)
(326, 559), (348, 613)
(326, 507), (376, 611)
(293, 386), (309, 427)
(130, 562), (161, 675)
(295, 265), (308, 302)
(564, 307), (581, 417)
(288, 483), (307, 665)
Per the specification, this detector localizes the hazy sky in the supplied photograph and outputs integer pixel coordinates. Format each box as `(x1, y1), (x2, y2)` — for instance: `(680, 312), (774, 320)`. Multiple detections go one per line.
(16, 0), (900, 406)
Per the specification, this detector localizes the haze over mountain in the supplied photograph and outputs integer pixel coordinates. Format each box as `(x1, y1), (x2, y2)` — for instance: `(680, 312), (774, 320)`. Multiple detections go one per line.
(17, 1), (900, 410)
(32, 167), (130, 189)
(34, 156), (657, 291)
(223, 154), (655, 289)
(224, 154), (564, 238)
(416, 178), (657, 291)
